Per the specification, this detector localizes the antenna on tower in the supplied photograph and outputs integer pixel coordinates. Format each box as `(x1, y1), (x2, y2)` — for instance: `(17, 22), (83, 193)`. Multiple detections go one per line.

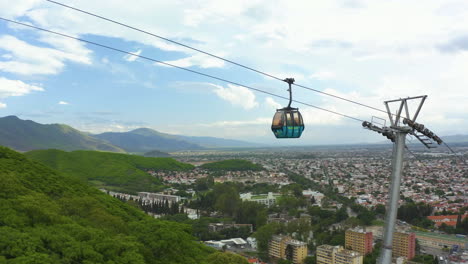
(362, 95), (443, 264)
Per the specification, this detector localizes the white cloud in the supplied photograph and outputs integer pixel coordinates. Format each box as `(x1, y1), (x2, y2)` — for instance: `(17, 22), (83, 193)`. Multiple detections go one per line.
(168, 117), (273, 139)
(265, 97), (282, 109)
(0, 77), (43, 98)
(123, 49), (142, 62)
(0, 35), (91, 75)
(58, 101), (69, 105)
(158, 53), (225, 69)
(198, 117), (271, 127)
(310, 70), (336, 80)
(0, 0), (41, 18)
(0, 77), (43, 108)
(212, 84), (258, 110)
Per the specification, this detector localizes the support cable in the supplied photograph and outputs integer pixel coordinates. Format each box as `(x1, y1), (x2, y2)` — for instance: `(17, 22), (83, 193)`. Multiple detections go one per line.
(0, 17), (365, 123)
(442, 141), (466, 164)
(405, 145), (422, 163)
(44, 0), (387, 114)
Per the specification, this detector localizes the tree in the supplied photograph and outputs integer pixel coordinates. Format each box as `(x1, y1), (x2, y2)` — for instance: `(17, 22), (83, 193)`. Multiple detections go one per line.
(304, 256), (316, 264)
(412, 254), (438, 264)
(336, 207), (349, 222)
(235, 201), (266, 228)
(214, 185), (241, 217)
(375, 204), (386, 215)
(364, 242), (381, 264)
(195, 176), (214, 191)
(456, 214), (462, 229)
(254, 223), (281, 260)
(357, 210), (376, 226)
(206, 252), (249, 264)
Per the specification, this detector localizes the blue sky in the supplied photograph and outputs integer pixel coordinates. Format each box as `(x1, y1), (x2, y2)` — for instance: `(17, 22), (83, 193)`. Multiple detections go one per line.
(0, 0), (468, 145)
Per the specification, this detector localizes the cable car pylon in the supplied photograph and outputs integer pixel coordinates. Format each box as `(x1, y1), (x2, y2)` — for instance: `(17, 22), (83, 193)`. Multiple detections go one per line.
(271, 78), (305, 138)
(362, 95), (443, 264)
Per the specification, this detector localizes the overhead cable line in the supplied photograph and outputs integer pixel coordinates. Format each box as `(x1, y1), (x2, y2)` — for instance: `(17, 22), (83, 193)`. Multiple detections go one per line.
(404, 144), (422, 163)
(0, 17), (365, 123)
(442, 141), (466, 164)
(44, 0), (387, 114)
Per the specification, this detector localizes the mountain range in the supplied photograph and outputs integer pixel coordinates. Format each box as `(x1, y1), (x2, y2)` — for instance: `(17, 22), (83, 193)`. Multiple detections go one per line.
(0, 116), (124, 152)
(0, 116), (259, 153)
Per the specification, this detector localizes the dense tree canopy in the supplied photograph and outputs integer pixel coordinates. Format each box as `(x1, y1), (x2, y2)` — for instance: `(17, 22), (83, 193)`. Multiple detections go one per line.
(0, 147), (242, 263)
(25, 149), (193, 193)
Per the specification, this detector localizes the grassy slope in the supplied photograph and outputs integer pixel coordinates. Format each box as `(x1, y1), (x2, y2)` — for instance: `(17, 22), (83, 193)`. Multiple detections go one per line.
(200, 159), (264, 171)
(25, 149), (194, 193)
(0, 146), (214, 264)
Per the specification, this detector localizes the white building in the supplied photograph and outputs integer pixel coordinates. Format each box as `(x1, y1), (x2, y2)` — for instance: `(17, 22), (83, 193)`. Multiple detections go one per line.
(240, 192), (280, 207)
(247, 237), (257, 249)
(302, 189), (325, 205)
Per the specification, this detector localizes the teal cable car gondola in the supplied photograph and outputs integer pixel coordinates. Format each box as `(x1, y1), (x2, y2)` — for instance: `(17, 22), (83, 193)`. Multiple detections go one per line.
(271, 78), (304, 138)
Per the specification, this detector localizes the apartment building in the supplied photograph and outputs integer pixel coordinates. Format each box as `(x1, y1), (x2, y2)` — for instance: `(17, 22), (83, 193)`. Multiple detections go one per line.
(317, 245), (342, 264)
(269, 235), (290, 260)
(345, 228), (373, 255)
(285, 239), (308, 264)
(317, 245), (363, 264)
(392, 232), (416, 260)
(335, 249), (363, 264)
(269, 235), (308, 264)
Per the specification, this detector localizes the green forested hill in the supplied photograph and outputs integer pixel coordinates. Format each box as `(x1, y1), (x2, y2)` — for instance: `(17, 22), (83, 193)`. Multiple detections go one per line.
(0, 146), (220, 264)
(200, 159), (263, 171)
(25, 149), (194, 193)
(0, 116), (124, 152)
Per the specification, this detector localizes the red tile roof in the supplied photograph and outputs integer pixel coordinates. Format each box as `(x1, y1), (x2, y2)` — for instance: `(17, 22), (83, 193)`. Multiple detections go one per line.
(427, 214), (467, 227)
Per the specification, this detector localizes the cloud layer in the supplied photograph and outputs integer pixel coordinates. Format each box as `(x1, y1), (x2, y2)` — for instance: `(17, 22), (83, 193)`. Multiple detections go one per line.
(1, 0), (468, 141)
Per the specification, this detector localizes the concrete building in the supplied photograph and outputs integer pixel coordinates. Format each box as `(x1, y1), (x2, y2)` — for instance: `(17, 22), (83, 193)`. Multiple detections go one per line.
(240, 192), (280, 207)
(427, 214), (467, 227)
(317, 245), (342, 264)
(285, 239), (308, 264)
(137, 192), (181, 203)
(345, 228), (373, 255)
(269, 235), (290, 260)
(302, 189), (325, 205)
(392, 232), (416, 260)
(247, 237), (257, 249)
(335, 249), (363, 264)
(269, 235), (307, 264)
(208, 223), (253, 233)
(317, 245), (363, 264)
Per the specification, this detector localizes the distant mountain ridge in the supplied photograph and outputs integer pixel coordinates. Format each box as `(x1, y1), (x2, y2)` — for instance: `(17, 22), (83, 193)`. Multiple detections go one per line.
(178, 135), (260, 148)
(0, 116), (259, 153)
(94, 128), (204, 152)
(0, 116), (124, 152)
